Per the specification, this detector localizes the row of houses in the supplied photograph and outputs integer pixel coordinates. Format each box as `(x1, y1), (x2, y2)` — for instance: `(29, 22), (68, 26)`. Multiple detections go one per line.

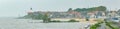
(26, 8), (120, 22)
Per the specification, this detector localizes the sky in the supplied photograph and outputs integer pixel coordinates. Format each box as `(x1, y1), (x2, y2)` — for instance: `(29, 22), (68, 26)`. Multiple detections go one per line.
(0, 0), (120, 17)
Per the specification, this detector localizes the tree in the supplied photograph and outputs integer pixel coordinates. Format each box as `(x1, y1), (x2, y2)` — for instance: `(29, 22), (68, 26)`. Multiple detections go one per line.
(96, 6), (106, 11)
(42, 13), (51, 23)
(117, 9), (120, 15)
(118, 9), (120, 12)
(36, 14), (43, 19)
(68, 19), (78, 22)
(86, 18), (89, 21)
(74, 6), (107, 12)
(68, 8), (72, 11)
(74, 8), (82, 12)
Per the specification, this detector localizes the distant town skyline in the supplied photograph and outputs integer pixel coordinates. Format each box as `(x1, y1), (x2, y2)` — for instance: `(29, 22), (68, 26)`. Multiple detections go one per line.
(0, 0), (120, 17)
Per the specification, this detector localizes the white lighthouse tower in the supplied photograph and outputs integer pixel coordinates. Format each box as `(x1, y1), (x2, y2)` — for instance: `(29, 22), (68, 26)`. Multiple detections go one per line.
(27, 8), (34, 14)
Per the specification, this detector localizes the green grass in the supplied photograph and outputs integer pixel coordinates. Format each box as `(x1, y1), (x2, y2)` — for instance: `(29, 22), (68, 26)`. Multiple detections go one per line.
(105, 21), (119, 29)
(90, 22), (103, 29)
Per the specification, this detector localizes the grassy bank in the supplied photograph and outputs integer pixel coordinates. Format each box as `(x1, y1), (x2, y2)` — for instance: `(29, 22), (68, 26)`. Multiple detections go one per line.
(90, 22), (103, 29)
(105, 21), (119, 29)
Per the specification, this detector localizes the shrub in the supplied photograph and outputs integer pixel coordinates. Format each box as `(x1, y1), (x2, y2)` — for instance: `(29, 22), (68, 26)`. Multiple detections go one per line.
(68, 19), (79, 22)
(50, 20), (60, 22)
(86, 18), (89, 21)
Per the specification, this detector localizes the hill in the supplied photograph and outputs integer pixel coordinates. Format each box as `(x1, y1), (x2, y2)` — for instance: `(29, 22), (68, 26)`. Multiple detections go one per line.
(73, 6), (106, 12)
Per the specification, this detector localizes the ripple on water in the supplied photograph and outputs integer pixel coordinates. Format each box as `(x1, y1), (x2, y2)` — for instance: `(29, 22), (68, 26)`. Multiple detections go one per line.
(0, 19), (90, 29)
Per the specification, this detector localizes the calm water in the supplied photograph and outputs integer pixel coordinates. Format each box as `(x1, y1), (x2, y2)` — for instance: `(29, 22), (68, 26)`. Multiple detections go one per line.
(0, 18), (90, 29)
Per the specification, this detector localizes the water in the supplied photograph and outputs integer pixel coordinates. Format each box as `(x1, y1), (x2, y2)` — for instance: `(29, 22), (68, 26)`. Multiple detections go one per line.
(0, 18), (90, 29)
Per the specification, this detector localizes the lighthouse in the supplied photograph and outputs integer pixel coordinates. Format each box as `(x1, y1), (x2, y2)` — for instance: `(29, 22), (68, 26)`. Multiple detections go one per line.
(27, 8), (34, 14)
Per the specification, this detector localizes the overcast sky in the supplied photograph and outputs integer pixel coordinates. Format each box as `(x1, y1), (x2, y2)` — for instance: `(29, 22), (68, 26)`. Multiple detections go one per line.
(0, 0), (120, 17)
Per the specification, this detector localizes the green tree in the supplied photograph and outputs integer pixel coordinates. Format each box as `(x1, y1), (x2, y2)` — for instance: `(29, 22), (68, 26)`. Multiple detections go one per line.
(37, 14), (43, 19)
(68, 8), (72, 11)
(74, 8), (81, 11)
(86, 18), (89, 21)
(96, 6), (106, 11)
(42, 13), (51, 23)
(68, 19), (78, 22)
(32, 14), (43, 19)
(74, 6), (107, 12)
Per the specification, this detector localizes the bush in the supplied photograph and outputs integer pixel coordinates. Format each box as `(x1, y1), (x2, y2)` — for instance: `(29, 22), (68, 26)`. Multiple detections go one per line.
(68, 19), (79, 22)
(50, 20), (61, 22)
(86, 18), (89, 21)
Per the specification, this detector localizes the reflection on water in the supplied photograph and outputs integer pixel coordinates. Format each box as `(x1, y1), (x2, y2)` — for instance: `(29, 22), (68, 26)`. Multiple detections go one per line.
(0, 18), (89, 29)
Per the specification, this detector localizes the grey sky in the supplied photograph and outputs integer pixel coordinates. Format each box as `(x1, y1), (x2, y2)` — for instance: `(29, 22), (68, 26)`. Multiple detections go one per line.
(0, 0), (120, 17)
